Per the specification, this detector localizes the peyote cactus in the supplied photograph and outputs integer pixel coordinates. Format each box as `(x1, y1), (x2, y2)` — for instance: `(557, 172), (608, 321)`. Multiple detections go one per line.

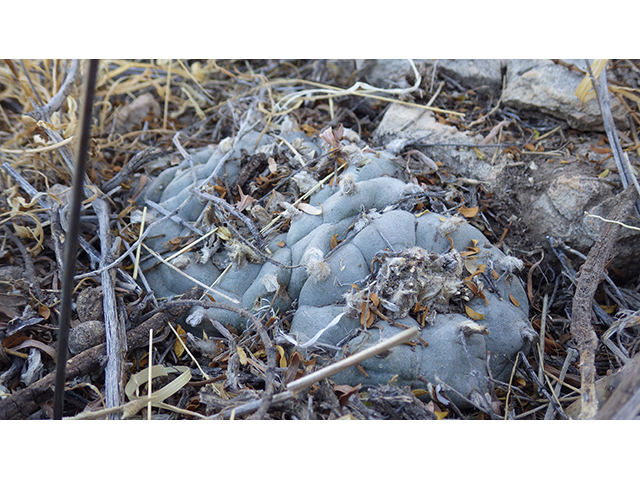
(137, 120), (536, 408)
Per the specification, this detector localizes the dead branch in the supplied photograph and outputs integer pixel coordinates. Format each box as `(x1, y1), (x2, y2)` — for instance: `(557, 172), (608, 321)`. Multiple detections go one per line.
(25, 60), (80, 122)
(101, 146), (165, 193)
(92, 197), (126, 418)
(209, 320), (240, 390)
(570, 186), (638, 419)
(185, 299), (277, 420)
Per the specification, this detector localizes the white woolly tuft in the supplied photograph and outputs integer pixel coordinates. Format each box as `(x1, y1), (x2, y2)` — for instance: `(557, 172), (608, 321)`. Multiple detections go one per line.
(458, 319), (489, 336)
(185, 308), (208, 327)
(257, 142), (278, 156)
(339, 173), (358, 196)
(353, 209), (381, 233)
(402, 183), (424, 196)
(340, 144), (365, 167)
(292, 170), (318, 194)
(227, 239), (262, 267)
(495, 255), (524, 274)
(170, 254), (191, 269)
(341, 127), (360, 144)
(437, 215), (467, 236)
(303, 247), (331, 282)
(218, 137), (233, 154)
(280, 202), (302, 220)
(195, 247), (212, 265)
(262, 273), (280, 293)
(343, 287), (366, 318)
(291, 138), (317, 163)
(280, 116), (296, 135)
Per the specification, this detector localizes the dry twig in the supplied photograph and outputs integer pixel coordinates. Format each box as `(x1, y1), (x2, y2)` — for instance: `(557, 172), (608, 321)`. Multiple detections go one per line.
(570, 186), (638, 419)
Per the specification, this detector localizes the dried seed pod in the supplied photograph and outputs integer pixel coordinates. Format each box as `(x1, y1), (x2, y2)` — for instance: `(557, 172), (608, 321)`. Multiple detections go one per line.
(76, 287), (104, 323)
(69, 321), (105, 355)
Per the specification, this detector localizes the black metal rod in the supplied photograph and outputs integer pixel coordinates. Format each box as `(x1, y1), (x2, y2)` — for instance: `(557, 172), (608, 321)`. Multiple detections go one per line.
(53, 59), (99, 420)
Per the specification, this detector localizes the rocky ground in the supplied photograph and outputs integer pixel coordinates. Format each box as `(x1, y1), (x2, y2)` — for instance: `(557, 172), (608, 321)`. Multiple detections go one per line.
(0, 59), (639, 420)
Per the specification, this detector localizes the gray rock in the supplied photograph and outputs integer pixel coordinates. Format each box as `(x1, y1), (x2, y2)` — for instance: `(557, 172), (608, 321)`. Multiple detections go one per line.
(356, 59), (419, 90)
(524, 173), (640, 274)
(358, 59), (625, 132)
(503, 59), (627, 131)
(529, 174), (613, 251)
(356, 59), (504, 95)
(372, 103), (508, 186)
(435, 59), (505, 95)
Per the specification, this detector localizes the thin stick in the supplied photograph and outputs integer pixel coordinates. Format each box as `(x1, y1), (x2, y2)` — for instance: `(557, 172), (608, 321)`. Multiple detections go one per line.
(537, 294), (549, 382)
(148, 329), (153, 420)
(167, 322), (209, 380)
(272, 134), (307, 167)
(585, 60), (640, 216)
(467, 74), (507, 128)
(545, 348), (580, 421)
(503, 354), (520, 420)
(53, 59), (99, 420)
(161, 228), (216, 264)
(425, 81), (444, 107)
(584, 212), (640, 232)
(144, 199), (204, 236)
(132, 206), (146, 280)
(26, 59), (80, 122)
(74, 192), (204, 281)
(286, 327), (419, 394)
(259, 163), (346, 234)
(141, 243), (240, 304)
(518, 351), (568, 420)
(163, 60), (171, 130)
(19, 59), (44, 105)
(93, 197), (126, 419)
(190, 187), (265, 248)
(535, 124), (562, 142)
